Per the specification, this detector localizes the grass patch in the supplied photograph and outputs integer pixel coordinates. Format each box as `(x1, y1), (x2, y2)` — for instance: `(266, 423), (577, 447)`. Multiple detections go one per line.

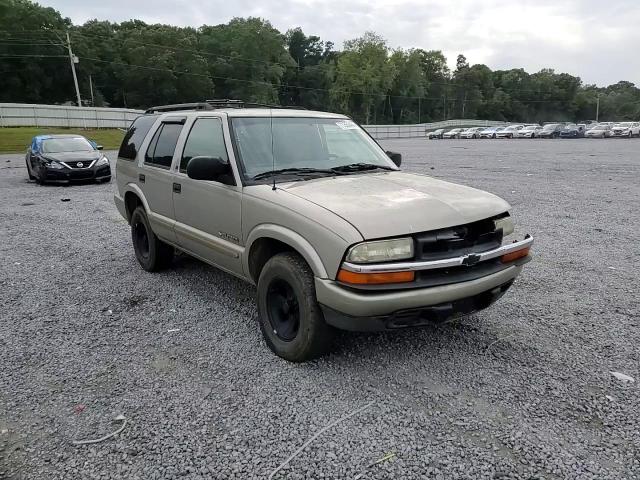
(0, 127), (125, 153)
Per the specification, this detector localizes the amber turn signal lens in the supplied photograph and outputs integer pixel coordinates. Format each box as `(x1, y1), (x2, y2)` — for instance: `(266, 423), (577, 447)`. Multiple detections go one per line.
(501, 247), (530, 263)
(337, 269), (415, 285)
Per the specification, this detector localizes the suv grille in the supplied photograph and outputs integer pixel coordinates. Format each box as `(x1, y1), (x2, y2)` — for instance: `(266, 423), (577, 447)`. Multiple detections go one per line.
(415, 215), (503, 261)
(342, 215), (517, 292)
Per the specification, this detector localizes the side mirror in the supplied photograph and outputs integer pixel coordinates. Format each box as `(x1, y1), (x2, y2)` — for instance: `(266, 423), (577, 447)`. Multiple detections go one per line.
(186, 156), (230, 181)
(96, 145), (104, 150)
(386, 151), (402, 167)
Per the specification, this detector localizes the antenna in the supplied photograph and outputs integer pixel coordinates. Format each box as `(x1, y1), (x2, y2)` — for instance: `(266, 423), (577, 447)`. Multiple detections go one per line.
(270, 107), (276, 191)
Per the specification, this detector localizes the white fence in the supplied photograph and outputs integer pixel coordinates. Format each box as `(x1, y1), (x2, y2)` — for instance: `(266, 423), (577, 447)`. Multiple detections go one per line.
(0, 103), (509, 139)
(363, 119), (510, 139)
(0, 103), (144, 129)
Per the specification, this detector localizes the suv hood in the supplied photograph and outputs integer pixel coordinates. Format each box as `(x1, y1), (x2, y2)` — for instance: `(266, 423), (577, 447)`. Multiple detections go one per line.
(281, 172), (510, 239)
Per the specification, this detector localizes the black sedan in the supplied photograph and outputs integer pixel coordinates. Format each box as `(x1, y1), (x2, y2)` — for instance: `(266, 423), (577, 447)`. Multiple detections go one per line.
(25, 134), (111, 184)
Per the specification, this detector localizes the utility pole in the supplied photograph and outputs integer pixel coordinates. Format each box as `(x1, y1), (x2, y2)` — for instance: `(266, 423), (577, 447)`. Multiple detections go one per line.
(66, 32), (82, 107)
(418, 97), (421, 123)
(89, 74), (95, 106)
(595, 94), (600, 122)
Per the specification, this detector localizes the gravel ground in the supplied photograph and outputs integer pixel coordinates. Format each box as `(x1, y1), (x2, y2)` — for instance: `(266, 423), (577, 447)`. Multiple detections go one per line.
(1, 138), (639, 480)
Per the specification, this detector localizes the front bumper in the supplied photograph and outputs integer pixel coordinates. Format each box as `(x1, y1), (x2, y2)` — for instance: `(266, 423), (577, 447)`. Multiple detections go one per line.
(43, 164), (111, 182)
(321, 278), (515, 331)
(317, 264), (523, 329)
(316, 235), (532, 330)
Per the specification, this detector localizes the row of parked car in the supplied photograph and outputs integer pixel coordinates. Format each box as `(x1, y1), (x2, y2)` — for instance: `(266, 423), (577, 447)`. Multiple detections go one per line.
(427, 122), (640, 140)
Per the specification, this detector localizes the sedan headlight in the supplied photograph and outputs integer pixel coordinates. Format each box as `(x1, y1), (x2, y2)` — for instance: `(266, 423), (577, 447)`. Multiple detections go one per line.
(96, 156), (109, 166)
(346, 238), (414, 264)
(45, 161), (64, 170)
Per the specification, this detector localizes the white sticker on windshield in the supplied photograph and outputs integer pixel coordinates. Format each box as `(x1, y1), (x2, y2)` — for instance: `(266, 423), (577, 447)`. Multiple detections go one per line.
(336, 120), (358, 130)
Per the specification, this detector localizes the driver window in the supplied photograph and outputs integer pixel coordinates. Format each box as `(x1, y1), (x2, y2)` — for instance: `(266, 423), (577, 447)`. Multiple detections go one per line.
(181, 118), (228, 173)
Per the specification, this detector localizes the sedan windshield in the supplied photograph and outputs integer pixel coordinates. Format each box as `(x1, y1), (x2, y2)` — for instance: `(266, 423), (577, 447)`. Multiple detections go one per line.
(231, 117), (396, 180)
(543, 124), (559, 130)
(42, 137), (94, 153)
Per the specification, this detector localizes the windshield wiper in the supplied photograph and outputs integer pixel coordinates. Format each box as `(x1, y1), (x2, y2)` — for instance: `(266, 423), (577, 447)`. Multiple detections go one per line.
(252, 167), (337, 180)
(330, 163), (396, 173)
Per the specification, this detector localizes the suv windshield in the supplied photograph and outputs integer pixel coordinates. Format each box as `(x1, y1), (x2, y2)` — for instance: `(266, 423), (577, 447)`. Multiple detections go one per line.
(42, 137), (93, 153)
(231, 117), (396, 180)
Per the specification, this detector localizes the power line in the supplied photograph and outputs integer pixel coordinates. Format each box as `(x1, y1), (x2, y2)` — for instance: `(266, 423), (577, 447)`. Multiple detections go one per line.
(0, 54), (68, 58)
(0, 28), (588, 98)
(78, 56), (578, 104)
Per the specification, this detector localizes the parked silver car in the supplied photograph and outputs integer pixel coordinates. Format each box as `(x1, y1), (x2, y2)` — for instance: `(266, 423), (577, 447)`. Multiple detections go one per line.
(115, 104), (532, 361)
(585, 124), (613, 138)
(443, 128), (464, 139)
(460, 127), (485, 139)
(427, 128), (445, 139)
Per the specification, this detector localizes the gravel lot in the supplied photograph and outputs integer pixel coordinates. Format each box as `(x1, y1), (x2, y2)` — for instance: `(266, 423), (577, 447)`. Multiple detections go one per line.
(1, 138), (639, 480)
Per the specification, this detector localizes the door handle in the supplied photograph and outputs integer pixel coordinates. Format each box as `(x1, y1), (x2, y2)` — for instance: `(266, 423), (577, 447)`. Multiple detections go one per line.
(138, 173), (145, 183)
(173, 182), (181, 193)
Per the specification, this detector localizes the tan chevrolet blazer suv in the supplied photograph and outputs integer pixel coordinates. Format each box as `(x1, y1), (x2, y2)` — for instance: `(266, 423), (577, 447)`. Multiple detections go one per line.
(114, 104), (533, 362)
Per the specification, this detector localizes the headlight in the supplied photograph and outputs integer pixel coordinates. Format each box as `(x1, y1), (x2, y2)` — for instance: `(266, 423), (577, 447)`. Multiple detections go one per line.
(346, 238), (414, 264)
(494, 215), (514, 237)
(46, 161), (64, 169)
(96, 156), (109, 166)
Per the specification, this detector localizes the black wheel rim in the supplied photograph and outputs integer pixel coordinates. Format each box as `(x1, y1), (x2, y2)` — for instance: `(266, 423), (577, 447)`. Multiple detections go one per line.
(133, 220), (150, 260)
(266, 278), (300, 342)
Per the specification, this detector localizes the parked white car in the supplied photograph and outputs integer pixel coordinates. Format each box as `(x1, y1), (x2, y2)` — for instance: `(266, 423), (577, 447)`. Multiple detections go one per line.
(443, 128), (464, 139)
(611, 122), (640, 138)
(460, 127), (485, 139)
(516, 125), (543, 138)
(479, 126), (505, 139)
(496, 125), (524, 139)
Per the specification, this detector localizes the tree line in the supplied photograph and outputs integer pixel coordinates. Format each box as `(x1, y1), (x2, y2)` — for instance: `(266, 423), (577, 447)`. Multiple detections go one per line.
(1, 0), (639, 124)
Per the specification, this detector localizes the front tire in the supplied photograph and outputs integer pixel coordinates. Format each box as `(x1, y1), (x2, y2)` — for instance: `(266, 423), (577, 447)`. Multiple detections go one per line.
(26, 159), (35, 180)
(130, 206), (173, 272)
(257, 252), (333, 362)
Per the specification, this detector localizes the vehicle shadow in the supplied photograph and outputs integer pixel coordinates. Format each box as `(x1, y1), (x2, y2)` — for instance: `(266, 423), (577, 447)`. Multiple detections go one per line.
(170, 253), (531, 369)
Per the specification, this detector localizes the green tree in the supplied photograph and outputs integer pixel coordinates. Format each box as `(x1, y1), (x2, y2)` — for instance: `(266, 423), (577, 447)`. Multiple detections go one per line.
(330, 32), (396, 124)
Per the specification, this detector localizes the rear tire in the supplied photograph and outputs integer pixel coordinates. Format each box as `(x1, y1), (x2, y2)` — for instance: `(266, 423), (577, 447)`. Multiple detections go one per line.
(130, 206), (173, 272)
(257, 252), (333, 362)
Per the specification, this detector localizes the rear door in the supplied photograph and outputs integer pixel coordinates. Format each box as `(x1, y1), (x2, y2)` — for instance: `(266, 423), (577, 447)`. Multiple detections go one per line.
(171, 115), (243, 276)
(139, 117), (185, 244)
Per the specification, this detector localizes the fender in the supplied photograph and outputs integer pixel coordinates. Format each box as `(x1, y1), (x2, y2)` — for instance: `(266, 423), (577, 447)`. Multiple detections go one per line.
(244, 224), (328, 279)
(123, 182), (151, 217)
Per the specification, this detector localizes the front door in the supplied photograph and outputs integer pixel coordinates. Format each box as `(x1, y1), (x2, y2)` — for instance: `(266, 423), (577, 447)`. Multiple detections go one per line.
(172, 116), (243, 276)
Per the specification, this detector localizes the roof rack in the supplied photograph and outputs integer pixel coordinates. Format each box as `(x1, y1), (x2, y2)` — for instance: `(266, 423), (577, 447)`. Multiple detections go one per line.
(145, 102), (214, 114)
(145, 99), (306, 114)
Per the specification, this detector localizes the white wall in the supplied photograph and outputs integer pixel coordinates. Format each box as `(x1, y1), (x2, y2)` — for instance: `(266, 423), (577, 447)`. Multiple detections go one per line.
(0, 103), (144, 129)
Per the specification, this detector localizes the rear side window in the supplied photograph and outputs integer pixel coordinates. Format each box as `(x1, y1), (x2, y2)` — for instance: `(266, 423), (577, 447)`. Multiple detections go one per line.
(180, 118), (228, 172)
(144, 123), (183, 169)
(118, 115), (158, 160)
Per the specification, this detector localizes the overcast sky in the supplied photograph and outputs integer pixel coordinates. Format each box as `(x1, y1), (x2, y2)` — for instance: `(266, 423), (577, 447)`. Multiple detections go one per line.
(42, 0), (639, 86)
